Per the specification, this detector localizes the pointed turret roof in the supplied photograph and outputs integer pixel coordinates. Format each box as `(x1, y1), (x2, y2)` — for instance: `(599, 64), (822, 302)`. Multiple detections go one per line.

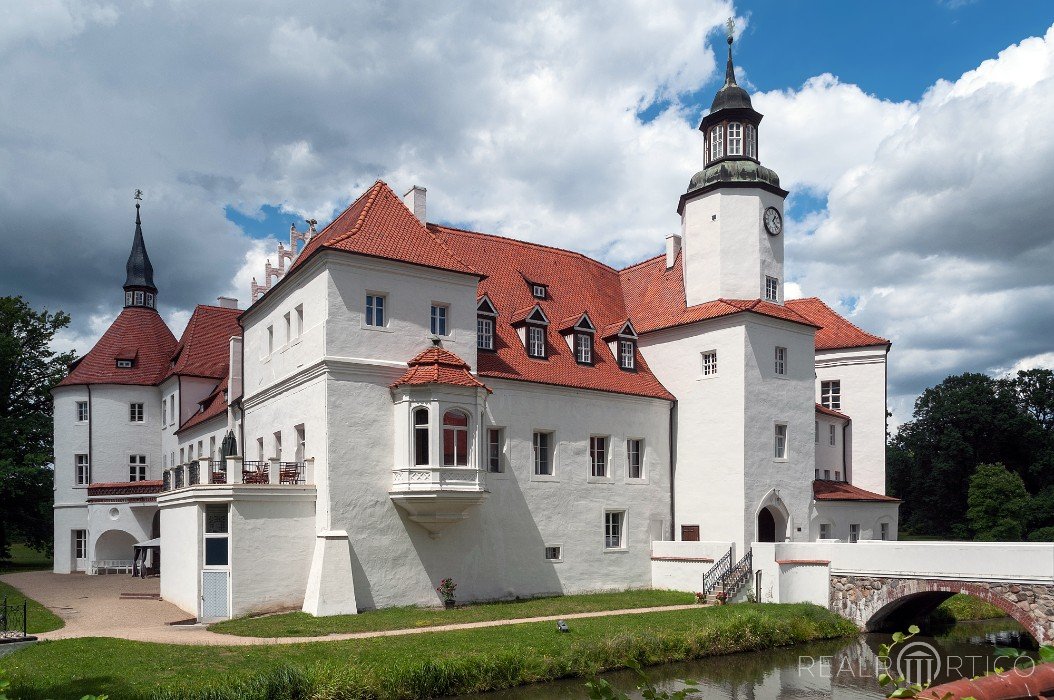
(709, 33), (753, 113)
(57, 307), (176, 387)
(390, 345), (491, 392)
(124, 204), (157, 294)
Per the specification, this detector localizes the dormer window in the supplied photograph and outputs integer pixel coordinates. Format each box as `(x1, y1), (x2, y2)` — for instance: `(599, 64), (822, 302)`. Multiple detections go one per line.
(531, 284), (547, 300)
(727, 122), (742, 156)
(476, 296), (498, 351)
(619, 340), (636, 370)
(134, 291), (144, 306)
(575, 332), (593, 365)
(516, 305), (550, 359)
(116, 359), (134, 369)
(125, 291), (133, 306)
(527, 326), (546, 358)
(146, 293), (155, 309)
(604, 320), (638, 371)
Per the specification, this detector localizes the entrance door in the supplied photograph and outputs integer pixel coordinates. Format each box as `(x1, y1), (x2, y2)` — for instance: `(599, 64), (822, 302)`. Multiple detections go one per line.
(201, 570), (230, 620)
(73, 530), (87, 572)
(757, 508), (777, 543)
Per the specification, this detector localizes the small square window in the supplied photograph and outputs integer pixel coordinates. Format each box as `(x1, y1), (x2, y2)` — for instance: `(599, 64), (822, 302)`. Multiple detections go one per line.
(765, 276), (779, 302)
(821, 380), (841, 410)
(116, 359), (134, 368)
(430, 304), (448, 336)
(129, 403), (144, 422)
(544, 546), (562, 561)
(702, 351), (718, 376)
(531, 284), (547, 299)
(774, 424), (787, 459)
(604, 511), (625, 549)
(365, 294), (386, 327)
(76, 401), (89, 422)
(477, 317), (494, 350)
(774, 346), (786, 375)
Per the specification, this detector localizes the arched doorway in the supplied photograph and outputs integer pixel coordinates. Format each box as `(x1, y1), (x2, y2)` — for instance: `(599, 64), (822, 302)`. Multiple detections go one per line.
(758, 507), (777, 542)
(93, 529), (137, 563)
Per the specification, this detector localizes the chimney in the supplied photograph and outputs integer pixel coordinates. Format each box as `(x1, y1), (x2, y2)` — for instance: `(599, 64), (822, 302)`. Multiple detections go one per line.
(217, 296), (239, 310)
(665, 234), (682, 269)
(403, 185), (427, 223)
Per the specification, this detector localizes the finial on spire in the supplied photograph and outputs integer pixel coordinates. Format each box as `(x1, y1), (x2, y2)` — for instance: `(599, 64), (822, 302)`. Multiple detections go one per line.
(726, 17), (735, 44)
(134, 188), (143, 221)
(723, 17), (737, 86)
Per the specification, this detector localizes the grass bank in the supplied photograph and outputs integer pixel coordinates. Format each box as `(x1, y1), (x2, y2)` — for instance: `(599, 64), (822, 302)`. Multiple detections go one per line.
(937, 593), (1007, 621)
(1, 603), (856, 700)
(0, 544), (52, 574)
(210, 589), (693, 637)
(0, 580), (63, 635)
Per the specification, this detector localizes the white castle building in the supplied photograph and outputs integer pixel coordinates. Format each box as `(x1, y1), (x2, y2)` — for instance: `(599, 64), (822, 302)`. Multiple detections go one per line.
(52, 38), (899, 620)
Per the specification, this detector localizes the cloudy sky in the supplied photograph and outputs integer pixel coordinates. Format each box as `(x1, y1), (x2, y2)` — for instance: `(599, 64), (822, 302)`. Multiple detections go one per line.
(2, 0), (1052, 426)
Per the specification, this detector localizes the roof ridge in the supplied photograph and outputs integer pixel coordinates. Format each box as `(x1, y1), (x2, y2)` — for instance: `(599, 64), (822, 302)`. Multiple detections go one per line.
(328, 180), (385, 246)
(432, 223), (621, 274)
(787, 296), (888, 343)
(619, 252), (666, 273)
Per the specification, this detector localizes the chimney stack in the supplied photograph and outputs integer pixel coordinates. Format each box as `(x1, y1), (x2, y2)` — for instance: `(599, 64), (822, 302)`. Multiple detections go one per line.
(403, 185), (427, 223)
(665, 234), (682, 269)
(217, 296), (239, 310)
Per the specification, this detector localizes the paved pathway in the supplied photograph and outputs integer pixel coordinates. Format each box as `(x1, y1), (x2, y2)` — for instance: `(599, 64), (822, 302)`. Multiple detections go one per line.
(1, 571), (701, 647)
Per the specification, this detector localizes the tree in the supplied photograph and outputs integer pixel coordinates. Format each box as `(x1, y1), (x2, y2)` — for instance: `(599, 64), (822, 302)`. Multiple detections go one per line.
(0, 296), (74, 561)
(967, 463), (1031, 540)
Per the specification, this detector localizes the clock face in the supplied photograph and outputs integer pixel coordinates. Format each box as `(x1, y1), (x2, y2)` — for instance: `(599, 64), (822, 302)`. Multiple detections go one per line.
(764, 207), (783, 236)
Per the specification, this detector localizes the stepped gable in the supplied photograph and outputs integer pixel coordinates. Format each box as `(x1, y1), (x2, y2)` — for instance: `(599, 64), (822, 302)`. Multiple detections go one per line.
(390, 346), (490, 392)
(786, 297), (890, 351)
(432, 225), (675, 401)
(619, 253), (816, 334)
(58, 307), (177, 387)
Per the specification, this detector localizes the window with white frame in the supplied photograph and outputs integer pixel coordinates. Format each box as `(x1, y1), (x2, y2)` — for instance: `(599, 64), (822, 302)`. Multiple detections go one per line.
(589, 436), (608, 478)
(727, 122), (742, 155)
(527, 325), (546, 358)
(129, 403), (144, 422)
(412, 408), (429, 466)
(849, 523), (860, 543)
(442, 410), (469, 466)
(702, 351), (718, 377)
(75, 454), (89, 485)
(604, 510), (625, 549)
(169, 396), (175, 426)
(256, 437), (264, 461)
(487, 428), (503, 473)
(161, 399), (167, 426)
(129, 455), (147, 481)
(575, 332), (593, 364)
(76, 401), (88, 422)
(430, 304), (448, 336)
(203, 504), (229, 567)
(618, 339), (635, 370)
(745, 124), (757, 158)
(829, 424), (836, 446)
(533, 431), (553, 475)
(819, 522), (831, 539)
(116, 359), (134, 369)
(531, 284), (547, 299)
(775, 346), (786, 375)
(774, 424), (788, 459)
(134, 291), (144, 305)
(146, 292), (155, 308)
(765, 276), (779, 302)
(477, 317), (494, 350)
(880, 522), (890, 541)
(627, 439), (644, 479)
(710, 124), (724, 160)
(74, 530), (87, 559)
(821, 380), (841, 410)
(125, 291), (133, 306)
(544, 545), (562, 561)
(365, 294), (386, 327)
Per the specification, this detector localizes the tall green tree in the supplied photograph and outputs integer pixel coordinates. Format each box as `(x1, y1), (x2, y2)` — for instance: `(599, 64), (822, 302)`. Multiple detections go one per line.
(0, 296), (74, 561)
(966, 463), (1031, 540)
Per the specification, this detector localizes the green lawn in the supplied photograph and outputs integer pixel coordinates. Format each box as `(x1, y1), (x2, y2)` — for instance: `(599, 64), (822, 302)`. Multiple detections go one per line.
(0, 544), (52, 573)
(1, 603), (857, 700)
(937, 593), (1007, 621)
(0, 579), (64, 635)
(210, 588), (694, 637)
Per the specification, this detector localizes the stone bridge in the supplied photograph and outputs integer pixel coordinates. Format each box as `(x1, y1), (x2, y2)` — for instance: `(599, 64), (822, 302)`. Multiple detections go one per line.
(751, 541), (1054, 644)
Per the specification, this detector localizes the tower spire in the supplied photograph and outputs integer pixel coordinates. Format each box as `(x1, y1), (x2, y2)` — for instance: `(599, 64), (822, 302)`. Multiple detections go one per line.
(124, 189), (158, 310)
(724, 18), (737, 86)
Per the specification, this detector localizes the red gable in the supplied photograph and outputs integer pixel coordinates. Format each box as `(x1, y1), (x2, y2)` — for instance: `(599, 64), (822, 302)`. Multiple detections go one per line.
(813, 479), (900, 503)
(167, 305), (241, 381)
(58, 307), (177, 387)
(785, 297), (889, 351)
(815, 403), (851, 421)
(391, 346), (490, 392)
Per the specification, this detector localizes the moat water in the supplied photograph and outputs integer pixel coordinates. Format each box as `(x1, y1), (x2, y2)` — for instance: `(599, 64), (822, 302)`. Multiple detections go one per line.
(463, 618), (1036, 699)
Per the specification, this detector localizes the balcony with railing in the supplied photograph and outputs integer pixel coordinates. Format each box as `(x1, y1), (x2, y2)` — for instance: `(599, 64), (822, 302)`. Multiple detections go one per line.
(161, 456), (314, 492)
(389, 465), (488, 537)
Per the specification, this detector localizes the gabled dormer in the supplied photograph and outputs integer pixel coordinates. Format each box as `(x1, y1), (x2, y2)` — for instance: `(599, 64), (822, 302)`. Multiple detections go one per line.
(602, 320), (638, 371)
(476, 295), (498, 352)
(559, 313), (596, 365)
(511, 304), (549, 359)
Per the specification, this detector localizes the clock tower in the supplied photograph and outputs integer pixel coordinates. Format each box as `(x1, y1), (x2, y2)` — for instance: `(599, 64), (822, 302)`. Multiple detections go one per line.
(677, 27), (789, 307)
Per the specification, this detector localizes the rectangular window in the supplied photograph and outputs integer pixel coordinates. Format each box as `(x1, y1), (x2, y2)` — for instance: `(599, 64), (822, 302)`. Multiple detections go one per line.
(745, 124), (757, 158)
(829, 424), (836, 446)
(365, 294), (386, 327)
(819, 523), (831, 539)
(163, 454), (168, 468)
(266, 325), (274, 355)
(284, 312), (291, 343)
(75, 454), (90, 485)
(179, 447), (185, 465)
(544, 546), (561, 561)
(774, 424), (787, 459)
(477, 317), (494, 350)
(532, 284), (547, 299)
(824, 469), (831, 480)
(702, 350), (718, 376)
(74, 530), (87, 559)
(880, 523), (890, 541)
(161, 399), (167, 426)
(203, 504), (229, 567)
(527, 326), (546, 358)
(619, 340), (635, 370)
(575, 332), (593, 364)
(209, 436), (216, 459)
(849, 523), (860, 543)
(430, 304), (448, 336)
(533, 431), (552, 475)
(727, 122), (742, 155)
(129, 403), (144, 422)
(765, 276), (779, 302)
(273, 431), (282, 460)
(487, 428), (503, 473)
(604, 511), (625, 549)
(129, 455), (147, 481)
(76, 401), (89, 422)
(169, 396), (175, 426)
(821, 380), (841, 410)
(295, 304), (304, 338)
(134, 290), (144, 305)
(589, 436), (607, 478)
(116, 359), (134, 368)
(295, 425), (305, 462)
(627, 439), (644, 479)
(775, 346), (786, 375)
(256, 437), (264, 461)
(834, 470), (841, 481)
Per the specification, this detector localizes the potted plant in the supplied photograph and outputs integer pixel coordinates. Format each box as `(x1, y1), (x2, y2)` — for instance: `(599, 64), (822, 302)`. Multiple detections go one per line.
(715, 590), (728, 605)
(436, 578), (458, 609)
(694, 591), (705, 604)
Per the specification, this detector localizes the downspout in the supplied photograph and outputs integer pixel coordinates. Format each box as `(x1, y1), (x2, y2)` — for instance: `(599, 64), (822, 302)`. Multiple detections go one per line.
(668, 400), (677, 540)
(87, 385), (93, 484)
(842, 421), (849, 482)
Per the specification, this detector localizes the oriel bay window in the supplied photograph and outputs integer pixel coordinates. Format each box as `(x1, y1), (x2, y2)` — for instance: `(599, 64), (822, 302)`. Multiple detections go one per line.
(442, 410), (469, 466)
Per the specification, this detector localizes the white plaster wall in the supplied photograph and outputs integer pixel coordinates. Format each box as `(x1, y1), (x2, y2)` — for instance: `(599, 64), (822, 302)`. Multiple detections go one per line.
(85, 385), (163, 483)
(159, 501), (200, 615)
(638, 318), (746, 547)
(52, 505), (88, 574)
(176, 415), (228, 463)
(811, 500), (900, 542)
(86, 502), (155, 558)
(680, 187), (786, 306)
(815, 346), (888, 494)
(814, 413), (848, 478)
(778, 562), (831, 606)
(650, 541), (734, 592)
(160, 377), (179, 466)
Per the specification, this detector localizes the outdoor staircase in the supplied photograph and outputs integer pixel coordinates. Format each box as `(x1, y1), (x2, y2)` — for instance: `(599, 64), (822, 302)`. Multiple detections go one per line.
(702, 547), (753, 604)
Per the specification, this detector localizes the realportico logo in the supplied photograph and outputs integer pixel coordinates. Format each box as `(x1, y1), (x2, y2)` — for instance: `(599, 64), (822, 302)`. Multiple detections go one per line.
(893, 641), (942, 685)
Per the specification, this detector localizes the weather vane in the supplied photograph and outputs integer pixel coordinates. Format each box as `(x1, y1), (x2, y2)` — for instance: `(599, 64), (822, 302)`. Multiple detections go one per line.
(726, 17), (735, 42)
(134, 189), (143, 202)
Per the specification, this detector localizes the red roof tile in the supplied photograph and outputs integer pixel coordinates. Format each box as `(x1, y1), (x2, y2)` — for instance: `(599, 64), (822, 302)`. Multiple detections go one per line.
(432, 225), (676, 401)
(391, 346), (491, 392)
(176, 377), (229, 435)
(813, 480), (900, 502)
(87, 480), (163, 497)
(815, 403), (851, 421)
(785, 297), (889, 351)
(167, 305), (241, 380)
(58, 307), (177, 387)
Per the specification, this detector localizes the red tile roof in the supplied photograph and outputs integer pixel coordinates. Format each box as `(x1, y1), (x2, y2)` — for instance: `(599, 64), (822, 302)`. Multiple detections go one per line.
(176, 377), (229, 434)
(287, 180), (477, 278)
(167, 305), (241, 380)
(58, 307), (177, 387)
(785, 297), (889, 351)
(619, 253), (818, 334)
(432, 225), (676, 401)
(87, 480), (163, 497)
(815, 403), (851, 421)
(813, 480), (900, 502)
(391, 346), (491, 392)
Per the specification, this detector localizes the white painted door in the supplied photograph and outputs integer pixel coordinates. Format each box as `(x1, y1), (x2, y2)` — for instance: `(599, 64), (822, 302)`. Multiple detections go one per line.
(200, 570), (230, 620)
(73, 530), (87, 572)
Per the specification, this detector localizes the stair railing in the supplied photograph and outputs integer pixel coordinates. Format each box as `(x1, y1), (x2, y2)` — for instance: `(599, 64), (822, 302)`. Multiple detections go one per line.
(721, 548), (753, 599)
(702, 546), (733, 595)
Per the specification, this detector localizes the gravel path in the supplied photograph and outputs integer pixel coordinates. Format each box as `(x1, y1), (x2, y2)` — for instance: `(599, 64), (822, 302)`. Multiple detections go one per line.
(1, 571), (700, 646)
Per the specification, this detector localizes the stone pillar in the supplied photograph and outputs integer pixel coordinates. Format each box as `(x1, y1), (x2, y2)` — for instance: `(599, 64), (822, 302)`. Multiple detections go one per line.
(304, 457), (315, 485)
(198, 457), (211, 485)
(226, 455), (243, 484)
(268, 458), (281, 485)
(302, 530), (357, 616)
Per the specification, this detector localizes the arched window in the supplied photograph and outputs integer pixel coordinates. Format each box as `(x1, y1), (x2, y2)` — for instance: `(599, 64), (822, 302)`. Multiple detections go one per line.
(727, 122), (742, 156)
(745, 124), (757, 159)
(443, 410), (469, 466)
(413, 408), (429, 466)
(710, 125), (724, 160)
